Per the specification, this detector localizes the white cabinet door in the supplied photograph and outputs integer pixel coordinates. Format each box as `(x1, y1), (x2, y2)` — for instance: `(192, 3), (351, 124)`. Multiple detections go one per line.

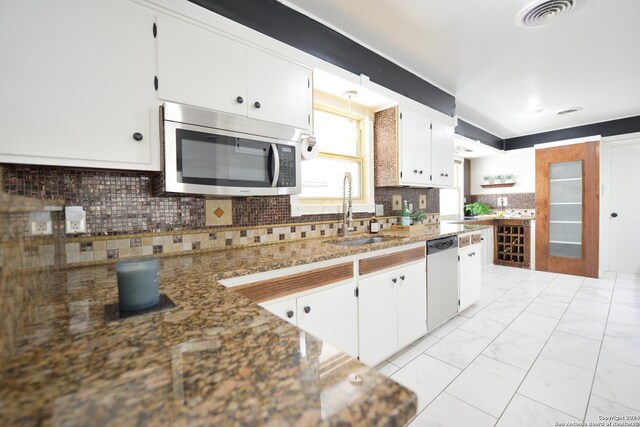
(481, 226), (495, 267)
(430, 121), (455, 187)
(0, 0), (158, 170)
(358, 270), (398, 366)
(397, 260), (427, 349)
(260, 298), (297, 326)
(399, 108), (431, 186)
(247, 50), (312, 130)
(296, 281), (358, 357)
(459, 244), (482, 311)
(157, 15), (247, 116)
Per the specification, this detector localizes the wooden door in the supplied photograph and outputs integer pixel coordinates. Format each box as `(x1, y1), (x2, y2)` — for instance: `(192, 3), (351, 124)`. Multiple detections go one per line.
(535, 141), (599, 277)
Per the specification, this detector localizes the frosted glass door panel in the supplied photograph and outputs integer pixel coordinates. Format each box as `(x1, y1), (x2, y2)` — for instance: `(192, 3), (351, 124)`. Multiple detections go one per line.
(550, 161), (582, 180)
(550, 243), (581, 259)
(549, 223), (582, 244)
(549, 160), (583, 258)
(550, 204), (582, 222)
(550, 180), (582, 203)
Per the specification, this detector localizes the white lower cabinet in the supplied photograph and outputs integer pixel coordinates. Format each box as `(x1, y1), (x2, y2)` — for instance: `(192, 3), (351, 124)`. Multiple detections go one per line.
(260, 281), (358, 358)
(459, 239), (482, 312)
(296, 281), (358, 358)
(481, 226), (494, 267)
(358, 260), (427, 366)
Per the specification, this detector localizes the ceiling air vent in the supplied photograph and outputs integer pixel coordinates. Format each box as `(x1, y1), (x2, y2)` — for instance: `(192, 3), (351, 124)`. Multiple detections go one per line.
(516, 0), (576, 28)
(555, 107), (583, 115)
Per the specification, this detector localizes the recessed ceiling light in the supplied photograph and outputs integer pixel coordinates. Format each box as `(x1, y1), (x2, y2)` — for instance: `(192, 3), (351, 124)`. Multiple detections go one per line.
(516, 0), (577, 28)
(555, 107), (583, 116)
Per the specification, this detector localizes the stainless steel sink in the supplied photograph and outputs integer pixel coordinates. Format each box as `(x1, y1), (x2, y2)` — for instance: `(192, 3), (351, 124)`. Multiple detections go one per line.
(330, 236), (395, 247)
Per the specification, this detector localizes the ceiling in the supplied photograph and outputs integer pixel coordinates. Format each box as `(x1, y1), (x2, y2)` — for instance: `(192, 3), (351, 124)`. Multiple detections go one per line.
(281, 0), (640, 139)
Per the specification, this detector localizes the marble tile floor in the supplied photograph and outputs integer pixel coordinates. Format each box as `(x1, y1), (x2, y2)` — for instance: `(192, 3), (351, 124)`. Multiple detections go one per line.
(374, 265), (640, 427)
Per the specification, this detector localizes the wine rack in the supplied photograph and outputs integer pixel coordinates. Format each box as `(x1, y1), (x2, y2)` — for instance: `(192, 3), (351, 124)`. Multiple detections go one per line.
(494, 219), (531, 268)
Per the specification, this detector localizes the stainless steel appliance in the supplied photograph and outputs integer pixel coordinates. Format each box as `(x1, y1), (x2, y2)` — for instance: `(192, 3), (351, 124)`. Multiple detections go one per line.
(162, 102), (303, 196)
(426, 236), (459, 331)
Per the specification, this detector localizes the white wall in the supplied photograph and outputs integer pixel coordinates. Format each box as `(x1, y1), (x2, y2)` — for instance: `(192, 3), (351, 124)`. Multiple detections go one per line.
(469, 148), (535, 195)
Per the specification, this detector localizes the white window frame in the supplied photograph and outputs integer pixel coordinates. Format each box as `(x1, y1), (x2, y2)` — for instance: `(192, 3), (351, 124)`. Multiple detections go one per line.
(291, 103), (374, 216)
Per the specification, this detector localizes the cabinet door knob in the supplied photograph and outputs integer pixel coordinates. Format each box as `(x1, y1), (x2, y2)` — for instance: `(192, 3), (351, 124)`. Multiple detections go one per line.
(419, 170), (423, 174)
(303, 306), (311, 314)
(254, 101), (261, 109)
(132, 132), (143, 141)
(445, 173), (449, 177)
(392, 278), (398, 284)
(440, 173), (444, 177)
(413, 169), (418, 173)
(611, 212), (618, 218)
(400, 275), (405, 281)
(236, 96), (244, 104)
(286, 310), (294, 318)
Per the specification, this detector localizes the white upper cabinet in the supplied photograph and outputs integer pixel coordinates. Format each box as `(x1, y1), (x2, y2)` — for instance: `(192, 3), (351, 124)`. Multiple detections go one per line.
(431, 121), (455, 187)
(0, 0), (159, 170)
(247, 50), (312, 130)
(156, 16), (312, 130)
(157, 15), (247, 116)
(399, 107), (431, 186)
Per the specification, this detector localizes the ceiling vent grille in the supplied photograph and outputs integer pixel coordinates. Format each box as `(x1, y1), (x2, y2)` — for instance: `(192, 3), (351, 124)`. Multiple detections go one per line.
(517, 0), (576, 28)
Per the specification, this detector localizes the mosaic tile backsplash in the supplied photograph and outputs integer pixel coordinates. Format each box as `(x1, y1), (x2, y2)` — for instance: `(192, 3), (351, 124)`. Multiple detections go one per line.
(2, 164), (441, 267)
(466, 193), (535, 209)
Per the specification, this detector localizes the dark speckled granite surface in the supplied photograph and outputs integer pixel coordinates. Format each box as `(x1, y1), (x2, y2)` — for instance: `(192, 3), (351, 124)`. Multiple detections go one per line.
(0, 223), (487, 426)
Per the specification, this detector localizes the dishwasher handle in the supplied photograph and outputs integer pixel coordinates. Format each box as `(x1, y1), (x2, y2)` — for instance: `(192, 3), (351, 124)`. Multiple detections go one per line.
(427, 236), (458, 254)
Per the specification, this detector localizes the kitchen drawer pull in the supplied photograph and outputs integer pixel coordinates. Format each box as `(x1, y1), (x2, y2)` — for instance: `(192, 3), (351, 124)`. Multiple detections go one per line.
(286, 310), (294, 319)
(303, 306), (311, 314)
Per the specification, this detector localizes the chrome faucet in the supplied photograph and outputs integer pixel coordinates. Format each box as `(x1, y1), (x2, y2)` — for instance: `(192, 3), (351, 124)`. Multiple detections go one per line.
(342, 172), (355, 237)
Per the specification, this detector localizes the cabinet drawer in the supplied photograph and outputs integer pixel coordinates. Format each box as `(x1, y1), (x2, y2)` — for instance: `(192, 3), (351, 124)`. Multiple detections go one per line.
(459, 235), (471, 248)
(359, 247), (425, 276)
(472, 233), (482, 244)
(234, 262), (353, 303)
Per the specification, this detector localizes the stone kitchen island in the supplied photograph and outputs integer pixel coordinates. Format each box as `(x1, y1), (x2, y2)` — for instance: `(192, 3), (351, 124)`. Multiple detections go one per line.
(1, 223), (486, 426)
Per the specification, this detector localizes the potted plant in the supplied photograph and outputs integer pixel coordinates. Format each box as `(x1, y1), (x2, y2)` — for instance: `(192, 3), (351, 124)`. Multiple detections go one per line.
(494, 174), (504, 184)
(464, 202), (492, 217)
(505, 174), (514, 183)
(410, 210), (428, 225)
(482, 175), (492, 185)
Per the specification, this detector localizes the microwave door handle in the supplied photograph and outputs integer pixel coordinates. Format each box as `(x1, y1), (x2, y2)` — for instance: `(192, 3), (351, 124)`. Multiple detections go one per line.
(271, 143), (280, 187)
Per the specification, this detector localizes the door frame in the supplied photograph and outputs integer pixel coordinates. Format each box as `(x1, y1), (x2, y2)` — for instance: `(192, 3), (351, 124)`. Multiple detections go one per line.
(600, 131), (640, 274)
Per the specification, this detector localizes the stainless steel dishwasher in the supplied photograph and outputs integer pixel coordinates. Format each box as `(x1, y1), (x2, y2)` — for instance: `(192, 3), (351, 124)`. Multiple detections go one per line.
(427, 236), (459, 331)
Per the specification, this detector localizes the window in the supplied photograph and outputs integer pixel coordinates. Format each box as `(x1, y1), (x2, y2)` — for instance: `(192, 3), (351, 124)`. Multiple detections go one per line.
(300, 108), (366, 202)
(439, 160), (464, 218)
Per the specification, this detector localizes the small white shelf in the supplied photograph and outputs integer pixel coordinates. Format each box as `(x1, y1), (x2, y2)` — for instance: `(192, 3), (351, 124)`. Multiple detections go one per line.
(549, 240), (581, 245)
(550, 178), (582, 182)
(549, 202), (582, 205)
(550, 220), (582, 224)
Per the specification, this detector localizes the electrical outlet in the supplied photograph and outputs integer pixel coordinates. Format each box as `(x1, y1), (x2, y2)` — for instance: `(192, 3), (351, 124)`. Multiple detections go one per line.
(29, 211), (52, 236)
(408, 203), (414, 211)
(419, 195), (427, 209)
(392, 195), (402, 211)
(496, 197), (508, 207)
(65, 206), (86, 234)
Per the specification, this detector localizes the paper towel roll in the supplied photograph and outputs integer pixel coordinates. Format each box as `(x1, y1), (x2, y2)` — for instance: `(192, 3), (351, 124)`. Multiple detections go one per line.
(301, 135), (319, 160)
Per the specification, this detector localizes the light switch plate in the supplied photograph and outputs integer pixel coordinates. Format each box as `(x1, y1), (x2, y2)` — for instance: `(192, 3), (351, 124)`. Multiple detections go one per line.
(392, 195), (402, 211)
(419, 195), (427, 209)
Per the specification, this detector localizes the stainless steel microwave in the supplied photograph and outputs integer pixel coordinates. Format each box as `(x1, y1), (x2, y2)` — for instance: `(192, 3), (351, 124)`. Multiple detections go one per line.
(162, 102), (302, 196)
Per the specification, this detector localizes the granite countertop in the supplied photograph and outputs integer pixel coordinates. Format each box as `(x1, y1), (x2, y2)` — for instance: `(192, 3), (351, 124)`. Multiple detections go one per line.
(1, 223), (486, 426)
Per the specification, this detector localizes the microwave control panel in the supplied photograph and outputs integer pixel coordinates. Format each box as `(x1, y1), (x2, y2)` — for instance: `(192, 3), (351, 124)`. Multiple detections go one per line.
(277, 145), (297, 188)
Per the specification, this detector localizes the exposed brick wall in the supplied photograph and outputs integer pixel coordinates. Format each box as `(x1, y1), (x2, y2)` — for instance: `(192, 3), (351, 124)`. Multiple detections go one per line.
(374, 106), (399, 187)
